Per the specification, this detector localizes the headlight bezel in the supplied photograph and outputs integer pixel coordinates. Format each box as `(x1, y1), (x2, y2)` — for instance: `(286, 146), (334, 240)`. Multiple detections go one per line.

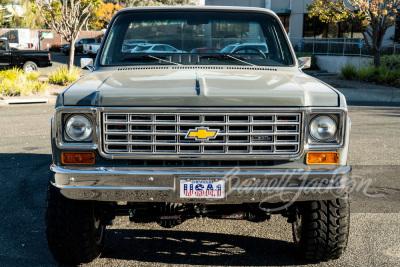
(307, 111), (345, 147)
(64, 114), (93, 142)
(53, 109), (98, 150)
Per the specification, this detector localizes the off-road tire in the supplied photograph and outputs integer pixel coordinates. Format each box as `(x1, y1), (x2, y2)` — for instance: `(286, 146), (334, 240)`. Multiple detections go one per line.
(45, 182), (105, 264)
(292, 196), (350, 261)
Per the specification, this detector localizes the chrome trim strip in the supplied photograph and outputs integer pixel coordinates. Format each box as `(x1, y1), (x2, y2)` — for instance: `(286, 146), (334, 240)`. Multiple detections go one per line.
(51, 165), (351, 176)
(56, 185), (174, 190)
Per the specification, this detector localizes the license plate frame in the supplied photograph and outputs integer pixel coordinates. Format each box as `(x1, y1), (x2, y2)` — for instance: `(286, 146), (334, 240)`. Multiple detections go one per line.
(179, 179), (225, 199)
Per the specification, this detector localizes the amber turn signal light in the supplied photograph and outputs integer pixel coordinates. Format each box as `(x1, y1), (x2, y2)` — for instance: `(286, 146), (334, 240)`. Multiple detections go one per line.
(62, 152), (95, 165)
(306, 152), (339, 165)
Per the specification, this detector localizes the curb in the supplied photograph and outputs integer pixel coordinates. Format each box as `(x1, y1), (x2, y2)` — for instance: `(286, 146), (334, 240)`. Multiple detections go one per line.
(4, 98), (49, 104)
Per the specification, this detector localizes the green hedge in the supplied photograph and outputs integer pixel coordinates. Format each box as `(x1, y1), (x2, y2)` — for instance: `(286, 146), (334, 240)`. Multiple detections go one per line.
(340, 55), (400, 87)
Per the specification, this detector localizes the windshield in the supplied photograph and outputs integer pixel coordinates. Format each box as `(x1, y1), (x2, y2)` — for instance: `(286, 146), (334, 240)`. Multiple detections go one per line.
(100, 11), (294, 66)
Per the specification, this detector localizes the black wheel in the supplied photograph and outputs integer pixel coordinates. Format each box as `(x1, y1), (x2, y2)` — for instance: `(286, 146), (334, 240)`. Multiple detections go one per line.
(23, 61), (38, 73)
(292, 196), (350, 261)
(45, 182), (105, 264)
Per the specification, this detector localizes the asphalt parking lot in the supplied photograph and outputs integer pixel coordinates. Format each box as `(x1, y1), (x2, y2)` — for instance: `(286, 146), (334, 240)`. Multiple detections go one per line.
(0, 103), (399, 266)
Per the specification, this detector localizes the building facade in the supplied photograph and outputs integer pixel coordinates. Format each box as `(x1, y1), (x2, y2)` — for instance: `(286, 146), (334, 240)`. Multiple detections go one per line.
(203, 0), (397, 45)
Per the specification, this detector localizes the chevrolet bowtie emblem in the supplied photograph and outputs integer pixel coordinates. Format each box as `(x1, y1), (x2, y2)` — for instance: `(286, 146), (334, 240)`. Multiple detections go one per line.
(185, 127), (219, 141)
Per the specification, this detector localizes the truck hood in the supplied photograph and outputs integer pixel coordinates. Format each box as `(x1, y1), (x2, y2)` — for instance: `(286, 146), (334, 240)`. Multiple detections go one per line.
(62, 68), (339, 107)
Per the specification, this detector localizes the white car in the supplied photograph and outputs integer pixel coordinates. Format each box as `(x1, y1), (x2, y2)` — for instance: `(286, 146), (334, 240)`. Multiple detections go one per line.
(122, 40), (149, 53)
(220, 43), (269, 55)
(130, 44), (186, 53)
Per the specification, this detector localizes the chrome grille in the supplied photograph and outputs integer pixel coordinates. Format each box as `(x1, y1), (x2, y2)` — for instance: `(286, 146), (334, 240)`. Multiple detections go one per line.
(101, 112), (302, 156)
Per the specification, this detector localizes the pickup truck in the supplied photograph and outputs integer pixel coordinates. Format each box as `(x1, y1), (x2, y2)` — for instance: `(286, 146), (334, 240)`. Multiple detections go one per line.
(47, 6), (351, 264)
(0, 38), (52, 72)
(61, 38), (99, 55)
(83, 43), (100, 57)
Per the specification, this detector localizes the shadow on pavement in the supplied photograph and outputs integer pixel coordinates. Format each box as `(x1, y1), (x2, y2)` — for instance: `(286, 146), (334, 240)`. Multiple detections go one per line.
(102, 229), (311, 266)
(0, 153), (55, 266)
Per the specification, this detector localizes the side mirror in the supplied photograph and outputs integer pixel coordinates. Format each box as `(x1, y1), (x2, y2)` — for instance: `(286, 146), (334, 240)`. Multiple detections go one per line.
(298, 57), (311, 70)
(80, 58), (94, 72)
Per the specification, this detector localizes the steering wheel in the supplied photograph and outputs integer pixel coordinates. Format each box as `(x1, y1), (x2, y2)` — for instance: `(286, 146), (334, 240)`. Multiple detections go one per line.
(231, 46), (267, 59)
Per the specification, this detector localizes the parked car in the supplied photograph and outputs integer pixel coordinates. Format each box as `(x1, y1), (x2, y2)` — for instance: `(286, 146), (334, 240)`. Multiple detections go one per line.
(190, 47), (220, 53)
(61, 38), (98, 55)
(220, 42), (269, 55)
(0, 38), (52, 72)
(60, 43), (70, 55)
(131, 44), (186, 53)
(83, 44), (101, 58)
(122, 39), (149, 53)
(48, 6), (351, 265)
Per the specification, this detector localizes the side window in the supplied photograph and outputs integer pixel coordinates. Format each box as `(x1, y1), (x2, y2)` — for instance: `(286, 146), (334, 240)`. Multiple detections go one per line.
(80, 39), (87, 44)
(154, 45), (165, 51)
(0, 41), (5, 51)
(87, 39), (95, 44)
(164, 45), (175, 52)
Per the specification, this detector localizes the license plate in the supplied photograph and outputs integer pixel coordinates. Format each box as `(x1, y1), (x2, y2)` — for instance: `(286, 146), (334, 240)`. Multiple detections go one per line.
(180, 179), (225, 199)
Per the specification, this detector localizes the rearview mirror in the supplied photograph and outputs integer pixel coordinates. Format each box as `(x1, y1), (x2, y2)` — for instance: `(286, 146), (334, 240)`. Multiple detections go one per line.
(80, 58), (94, 72)
(298, 57), (311, 70)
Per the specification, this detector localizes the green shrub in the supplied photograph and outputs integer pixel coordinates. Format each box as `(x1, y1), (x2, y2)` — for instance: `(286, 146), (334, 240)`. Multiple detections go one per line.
(357, 66), (377, 82)
(344, 64), (400, 87)
(340, 64), (358, 80)
(0, 67), (49, 96)
(49, 43), (61, 52)
(48, 66), (81, 85)
(381, 55), (400, 70)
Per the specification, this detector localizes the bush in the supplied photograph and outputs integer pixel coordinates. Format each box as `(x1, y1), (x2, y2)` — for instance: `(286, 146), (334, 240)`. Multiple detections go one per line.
(0, 67), (48, 96)
(340, 64), (358, 80)
(48, 66), (81, 85)
(381, 54), (400, 70)
(342, 63), (400, 87)
(49, 43), (61, 52)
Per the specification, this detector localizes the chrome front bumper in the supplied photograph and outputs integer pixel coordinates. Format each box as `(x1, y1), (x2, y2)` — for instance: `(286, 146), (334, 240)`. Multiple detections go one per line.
(50, 165), (351, 203)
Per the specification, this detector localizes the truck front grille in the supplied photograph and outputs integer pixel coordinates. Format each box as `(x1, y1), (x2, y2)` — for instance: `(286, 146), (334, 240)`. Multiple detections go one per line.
(101, 111), (302, 157)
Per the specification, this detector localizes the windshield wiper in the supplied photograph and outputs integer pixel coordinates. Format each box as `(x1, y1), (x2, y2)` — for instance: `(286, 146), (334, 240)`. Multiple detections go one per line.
(122, 55), (182, 65)
(199, 54), (256, 66)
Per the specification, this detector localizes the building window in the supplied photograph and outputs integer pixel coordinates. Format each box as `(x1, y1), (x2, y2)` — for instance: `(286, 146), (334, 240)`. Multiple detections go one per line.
(278, 14), (290, 33)
(212, 21), (250, 38)
(303, 15), (362, 38)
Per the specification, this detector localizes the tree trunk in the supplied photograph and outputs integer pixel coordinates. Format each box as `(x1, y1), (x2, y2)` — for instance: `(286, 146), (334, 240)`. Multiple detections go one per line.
(373, 50), (381, 68)
(68, 39), (76, 73)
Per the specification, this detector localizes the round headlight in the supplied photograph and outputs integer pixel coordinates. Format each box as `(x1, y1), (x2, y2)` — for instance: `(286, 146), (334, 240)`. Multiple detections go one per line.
(65, 115), (93, 141)
(309, 115), (337, 141)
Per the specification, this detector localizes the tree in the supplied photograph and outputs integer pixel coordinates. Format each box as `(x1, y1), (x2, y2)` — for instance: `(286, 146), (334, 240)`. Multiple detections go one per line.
(307, 0), (400, 67)
(90, 0), (123, 30)
(32, 0), (100, 72)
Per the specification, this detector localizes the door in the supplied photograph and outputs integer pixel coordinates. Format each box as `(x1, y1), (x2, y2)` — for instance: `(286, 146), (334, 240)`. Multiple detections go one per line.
(0, 40), (11, 67)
